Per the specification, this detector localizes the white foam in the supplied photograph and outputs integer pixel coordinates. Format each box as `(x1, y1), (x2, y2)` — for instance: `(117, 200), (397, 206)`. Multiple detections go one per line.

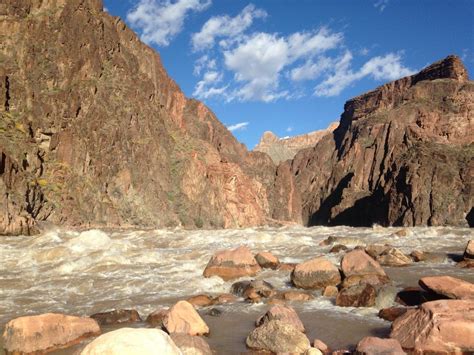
(66, 229), (112, 253)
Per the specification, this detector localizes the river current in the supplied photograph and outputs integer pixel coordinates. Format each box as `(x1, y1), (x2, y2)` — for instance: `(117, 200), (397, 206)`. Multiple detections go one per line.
(1, 225), (473, 353)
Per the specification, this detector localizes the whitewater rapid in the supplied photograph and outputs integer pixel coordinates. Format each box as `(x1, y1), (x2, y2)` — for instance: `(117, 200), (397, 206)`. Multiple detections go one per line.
(0, 225), (473, 352)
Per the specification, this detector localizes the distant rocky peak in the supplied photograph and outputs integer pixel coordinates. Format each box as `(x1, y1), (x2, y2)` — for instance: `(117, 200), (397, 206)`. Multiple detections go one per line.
(259, 131), (280, 145)
(412, 55), (469, 84)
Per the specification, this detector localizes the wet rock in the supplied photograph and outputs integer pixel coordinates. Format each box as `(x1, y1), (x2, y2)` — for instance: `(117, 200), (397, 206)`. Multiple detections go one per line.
(378, 307), (409, 322)
(341, 274), (389, 288)
(186, 295), (214, 308)
(163, 301), (209, 336)
(340, 250), (388, 280)
(313, 339), (330, 353)
(355, 336), (405, 354)
(376, 248), (412, 267)
(278, 290), (314, 302)
(395, 287), (446, 306)
(291, 257), (341, 289)
(231, 280), (276, 302)
(211, 293), (238, 305)
(90, 309), (141, 326)
(146, 309), (169, 328)
(319, 236), (363, 246)
(170, 333), (212, 355)
(336, 284), (376, 307)
(364, 244), (390, 259)
(203, 246), (261, 281)
(322, 285), (339, 298)
(205, 308), (222, 317)
(2, 313), (100, 354)
(391, 299), (474, 353)
(255, 252), (280, 269)
(410, 250), (446, 263)
(392, 229), (411, 237)
(329, 244), (348, 253)
(464, 240), (474, 259)
(256, 305), (305, 333)
(246, 320), (310, 353)
(277, 263), (297, 272)
(419, 276), (474, 300)
(457, 259), (474, 268)
(80, 328), (181, 355)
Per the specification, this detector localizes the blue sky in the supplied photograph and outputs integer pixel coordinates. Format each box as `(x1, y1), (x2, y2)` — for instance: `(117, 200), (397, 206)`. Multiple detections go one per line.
(103, 0), (474, 149)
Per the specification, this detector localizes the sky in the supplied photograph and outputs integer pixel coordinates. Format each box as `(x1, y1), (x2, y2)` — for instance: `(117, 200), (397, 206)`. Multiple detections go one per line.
(103, 0), (474, 149)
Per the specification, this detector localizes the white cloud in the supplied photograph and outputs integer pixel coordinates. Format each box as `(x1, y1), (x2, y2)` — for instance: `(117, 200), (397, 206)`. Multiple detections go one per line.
(315, 52), (415, 97)
(374, 0), (389, 12)
(290, 56), (333, 81)
(287, 28), (342, 60)
(227, 122), (249, 131)
(192, 4), (267, 51)
(127, 0), (211, 46)
(286, 126), (293, 132)
(192, 70), (227, 99)
(193, 55), (217, 75)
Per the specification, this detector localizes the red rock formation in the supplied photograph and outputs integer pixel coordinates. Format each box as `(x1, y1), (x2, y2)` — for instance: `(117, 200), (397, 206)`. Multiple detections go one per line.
(290, 55), (473, 227)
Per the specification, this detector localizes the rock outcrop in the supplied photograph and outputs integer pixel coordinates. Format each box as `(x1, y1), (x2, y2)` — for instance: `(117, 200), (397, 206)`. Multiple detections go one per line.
(0, 0), (300, 235)
(254, 122), (339, 164)
(289, 55), (473, 227)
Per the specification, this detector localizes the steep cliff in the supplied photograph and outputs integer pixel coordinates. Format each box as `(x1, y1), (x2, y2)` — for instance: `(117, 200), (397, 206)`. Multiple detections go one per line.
(254, 122), (339, 164)
(0, 0), (300, 235)
(290, 55), (473, 227)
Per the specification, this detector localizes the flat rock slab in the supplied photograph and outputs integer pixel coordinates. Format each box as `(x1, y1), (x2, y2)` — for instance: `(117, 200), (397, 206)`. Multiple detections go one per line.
(419, 276), (474, 300)
(2, 313), (100, 354)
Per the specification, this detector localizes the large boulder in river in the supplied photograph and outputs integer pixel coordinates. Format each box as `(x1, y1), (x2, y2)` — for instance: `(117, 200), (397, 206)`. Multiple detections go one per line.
(419, 276), (474, 300)
(2, 313), (100, 354)
(291, 257), (341, 289)
(465, 240), (474, 259)
(170, 333), (212, 355)
(340, 250), (389, 286)
(255, 251), (280, 269)
(376, 248), (412, 267)
(336, 284), (376, 307)
(231, 280), (276, 302)
(80, 328), (181, 355)
(203, 246), (261, 281)
(390, 299), (474, 353)
(90, 309), (141, 325)
(356, 336), (405, 354)
(246, 320), (310, 353)
(256, 305), (305, 333)
(163, 301), (209, 336)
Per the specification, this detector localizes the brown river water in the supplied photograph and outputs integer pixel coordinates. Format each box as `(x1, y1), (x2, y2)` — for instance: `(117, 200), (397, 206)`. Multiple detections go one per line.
(1, 225), (473, 354)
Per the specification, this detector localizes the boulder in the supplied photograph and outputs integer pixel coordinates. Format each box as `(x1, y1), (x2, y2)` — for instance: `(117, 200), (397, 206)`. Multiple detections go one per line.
(277, 263), (297, 272)
(410, 250), (446, 263)
(355, 336), (405, 354)
(313, 339), (330, 353)
(2, 313), (100, 354)
(278, 290), (314, 302)
(322, 285), (338, 297)
(365, 244), (390, 259)
(419, 276), (474, 300)
(392, 229), (411, 237)
(329, 244), (348, 253)
(376, 248), (412, 267)
(306, 348), (324, 355)
(340, 250), (388, 280)
(255, 252), (280, 269)
(391, 299), (474, 353)
(464, 240), (474, 259)
(186, 295), (214, 308)
(246, 320), (310, 353)
(231, 280), (276, 302)
(291, 257), (341, 289)
(211, 293), (238, 305)
(256, 305), (305, 333)
(146, 309), (169, 328)
(341, 274), (388, 288)
(458, 259), (474, 268)
(336, 284), (376, 307)
(90, 309), (141, 325)
(163, 301), (209, 336)
(80, 328), (181, 355)
(378, 307), (409, 322)
(203, 246), (261, 281)
(319, 236), (363, 246)
(170, 333), (212, 355)
(395, 287), (445, 306)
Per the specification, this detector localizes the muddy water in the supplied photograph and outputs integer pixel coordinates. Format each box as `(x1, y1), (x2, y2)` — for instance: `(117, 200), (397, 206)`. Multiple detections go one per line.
(0, 225), (473, 354)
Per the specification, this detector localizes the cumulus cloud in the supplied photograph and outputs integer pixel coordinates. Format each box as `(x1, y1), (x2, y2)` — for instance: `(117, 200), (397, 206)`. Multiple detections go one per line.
(127, 0), (211, 46)
(290, 56), (334, 81)
(192, 4), (267, 51)
(315, 52), (415, 97)
(227, 122), (249, 131)
(192, 70), (227, 99)
(193, 55), (217, 75)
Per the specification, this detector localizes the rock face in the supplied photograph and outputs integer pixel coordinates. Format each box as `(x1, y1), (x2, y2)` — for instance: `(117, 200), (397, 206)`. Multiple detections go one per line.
(0, 0), (300, 235)
(163, 301), (209, 336)
(203, 246), (261, 281)
(254, 122), (339, 164)
(2, 313), (100, 354)
(246, 319), (310, 353)
(80, 328), (181, 355)
(290, 55), (473, 227)
(390, 299), (474, 353)
(419, 276), (474, 300)
(291, 257), (341, 289)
